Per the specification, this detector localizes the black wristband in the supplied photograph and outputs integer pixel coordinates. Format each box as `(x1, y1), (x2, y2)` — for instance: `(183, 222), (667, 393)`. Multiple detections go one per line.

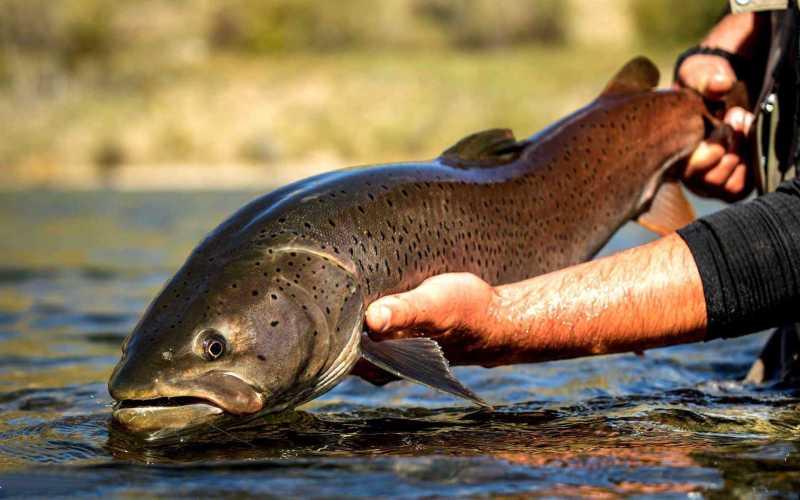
(673, 46), (750, 84)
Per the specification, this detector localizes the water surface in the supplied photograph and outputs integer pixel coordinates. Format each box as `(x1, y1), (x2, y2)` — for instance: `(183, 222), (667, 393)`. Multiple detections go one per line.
(1, 191), (799, 498)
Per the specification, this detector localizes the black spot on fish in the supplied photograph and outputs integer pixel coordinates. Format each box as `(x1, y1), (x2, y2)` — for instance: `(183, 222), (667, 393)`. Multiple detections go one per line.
(270, 320), (279, 327)
(258, 354), (266, 361)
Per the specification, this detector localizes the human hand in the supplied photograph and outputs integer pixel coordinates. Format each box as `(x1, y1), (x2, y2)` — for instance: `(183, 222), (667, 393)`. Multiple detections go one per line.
(676, 53), (754, 201)
(353, 273), (504, 385)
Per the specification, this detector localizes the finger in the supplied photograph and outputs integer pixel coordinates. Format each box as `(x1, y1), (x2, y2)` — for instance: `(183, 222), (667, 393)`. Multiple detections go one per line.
(678, 55), (735, 98)
(702, 153), (739, 187)
(684, 142), (725, 177)
(723, 163), (750, 201)
(366, 273), (488, 337)
(366, 285), (441, 335)
(724, 107), (755, 134)
(705, 71), (735, 97)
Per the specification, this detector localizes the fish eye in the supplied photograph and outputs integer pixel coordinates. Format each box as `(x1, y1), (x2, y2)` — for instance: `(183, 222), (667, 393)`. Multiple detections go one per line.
(201, 330), (226, 361)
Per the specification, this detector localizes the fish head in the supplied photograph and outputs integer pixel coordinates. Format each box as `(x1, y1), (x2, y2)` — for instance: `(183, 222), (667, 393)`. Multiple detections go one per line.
(109, 247), (364, 438)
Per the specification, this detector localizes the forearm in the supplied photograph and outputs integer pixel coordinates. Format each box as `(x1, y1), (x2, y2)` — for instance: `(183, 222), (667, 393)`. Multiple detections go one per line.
(485, 234), (706, 365)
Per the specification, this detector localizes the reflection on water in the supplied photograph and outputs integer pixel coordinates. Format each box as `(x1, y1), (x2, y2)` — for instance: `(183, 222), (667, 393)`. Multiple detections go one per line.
(1, 191), (800, 497)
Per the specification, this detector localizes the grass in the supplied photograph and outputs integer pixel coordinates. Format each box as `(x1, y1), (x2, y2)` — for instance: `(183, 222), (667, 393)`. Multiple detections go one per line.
(1, 43), (679, 188)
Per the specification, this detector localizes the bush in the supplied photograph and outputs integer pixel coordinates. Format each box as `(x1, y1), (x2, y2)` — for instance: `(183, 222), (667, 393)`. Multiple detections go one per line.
(417, 0), (564, 48)
(631, 0), (727, 47)
(209, 0), (396, 52)
(0, 0), (117, 72)
(209, 0), (565, 52)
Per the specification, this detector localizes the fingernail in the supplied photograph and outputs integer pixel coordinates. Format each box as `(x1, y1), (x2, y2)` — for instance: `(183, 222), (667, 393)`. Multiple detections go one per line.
(743, 113), (754, 131)
(372, 305), (392, 332)
(730, 109), (744, 127)
(698, 74), (709, 94)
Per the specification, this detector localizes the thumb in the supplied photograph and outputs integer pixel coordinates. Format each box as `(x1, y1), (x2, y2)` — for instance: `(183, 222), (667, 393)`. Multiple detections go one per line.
(365, 273), (493, 339)
(705, 71), (734, 96)
(365, 294), (419, 337)
(678, 55), (736, 99)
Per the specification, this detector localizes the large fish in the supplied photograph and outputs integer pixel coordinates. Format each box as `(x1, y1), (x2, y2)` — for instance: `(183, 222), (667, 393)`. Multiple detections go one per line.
(109, 57), (717, 438)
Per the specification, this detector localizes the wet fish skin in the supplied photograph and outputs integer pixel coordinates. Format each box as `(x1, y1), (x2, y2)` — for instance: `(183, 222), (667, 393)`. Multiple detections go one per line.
(109, 57), (710, 436)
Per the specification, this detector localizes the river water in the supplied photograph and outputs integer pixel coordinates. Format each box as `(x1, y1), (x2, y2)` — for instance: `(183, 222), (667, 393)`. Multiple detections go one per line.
(1, 190), (799, 498)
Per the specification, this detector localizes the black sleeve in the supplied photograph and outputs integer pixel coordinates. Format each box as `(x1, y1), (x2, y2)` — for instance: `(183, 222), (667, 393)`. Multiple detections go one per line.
(677, 178), (800, 340)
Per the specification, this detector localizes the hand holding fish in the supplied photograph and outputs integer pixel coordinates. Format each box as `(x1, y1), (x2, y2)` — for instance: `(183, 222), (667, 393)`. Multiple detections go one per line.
(363, 234), (708, 381)
(677, 55), (752, 202)
(365, 273), (501, 366)
(674, 12), (761, 202)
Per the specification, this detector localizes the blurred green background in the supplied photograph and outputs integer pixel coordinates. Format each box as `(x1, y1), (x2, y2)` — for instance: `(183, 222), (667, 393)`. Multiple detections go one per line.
(0, 0), (725, 189)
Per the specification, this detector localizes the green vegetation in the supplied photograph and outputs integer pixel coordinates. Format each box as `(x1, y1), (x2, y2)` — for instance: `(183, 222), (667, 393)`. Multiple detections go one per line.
(0, 1), (716, 187)
(631, 0), (727, 46)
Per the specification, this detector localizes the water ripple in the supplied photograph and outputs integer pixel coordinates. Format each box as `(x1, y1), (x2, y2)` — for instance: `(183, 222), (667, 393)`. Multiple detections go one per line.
(1, 191), (799, 498)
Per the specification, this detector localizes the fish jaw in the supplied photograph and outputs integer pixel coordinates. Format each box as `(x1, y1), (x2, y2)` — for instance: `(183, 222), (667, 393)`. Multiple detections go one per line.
(112, 401), (223, 435)
(110, 370), (263, 434)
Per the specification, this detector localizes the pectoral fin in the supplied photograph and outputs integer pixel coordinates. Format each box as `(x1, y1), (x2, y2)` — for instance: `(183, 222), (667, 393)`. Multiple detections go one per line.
(637, 179), (696, 235)
(360, 334), (490, 408)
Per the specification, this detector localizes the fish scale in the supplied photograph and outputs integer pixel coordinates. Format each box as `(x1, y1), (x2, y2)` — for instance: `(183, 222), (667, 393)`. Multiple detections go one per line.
(228, 90), (703, 301)
(108, 57), (717, 438)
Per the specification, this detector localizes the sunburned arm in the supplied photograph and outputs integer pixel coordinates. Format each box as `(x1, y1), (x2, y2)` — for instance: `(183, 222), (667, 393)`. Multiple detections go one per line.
(364, 233), (707, 368)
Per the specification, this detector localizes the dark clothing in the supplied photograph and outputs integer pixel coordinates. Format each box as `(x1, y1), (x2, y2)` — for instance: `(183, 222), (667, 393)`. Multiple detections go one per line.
(677, 178), (800, 340)
(675, 6), (800, 345)
(755, 8), (800, 188)
(744, 322), (800, 383)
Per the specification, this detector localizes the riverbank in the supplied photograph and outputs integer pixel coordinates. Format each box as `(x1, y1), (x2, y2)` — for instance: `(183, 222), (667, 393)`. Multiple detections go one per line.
(2, 157), (340, 191)
(2, 45), (677, 191)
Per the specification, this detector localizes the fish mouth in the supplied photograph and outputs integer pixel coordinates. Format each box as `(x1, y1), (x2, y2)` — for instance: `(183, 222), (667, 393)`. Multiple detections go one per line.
(112, 396), (225, 435)
(114, 395), (218, 411)
(110, 371), (264, 435)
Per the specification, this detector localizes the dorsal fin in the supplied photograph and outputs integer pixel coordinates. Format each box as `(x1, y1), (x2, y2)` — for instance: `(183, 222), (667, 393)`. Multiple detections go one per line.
(440, 128), (524, 168)
(600, 56), (660, 97)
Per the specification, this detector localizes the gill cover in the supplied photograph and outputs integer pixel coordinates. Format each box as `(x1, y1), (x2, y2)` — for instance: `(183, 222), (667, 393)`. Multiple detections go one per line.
(257, 246), (366, 407)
